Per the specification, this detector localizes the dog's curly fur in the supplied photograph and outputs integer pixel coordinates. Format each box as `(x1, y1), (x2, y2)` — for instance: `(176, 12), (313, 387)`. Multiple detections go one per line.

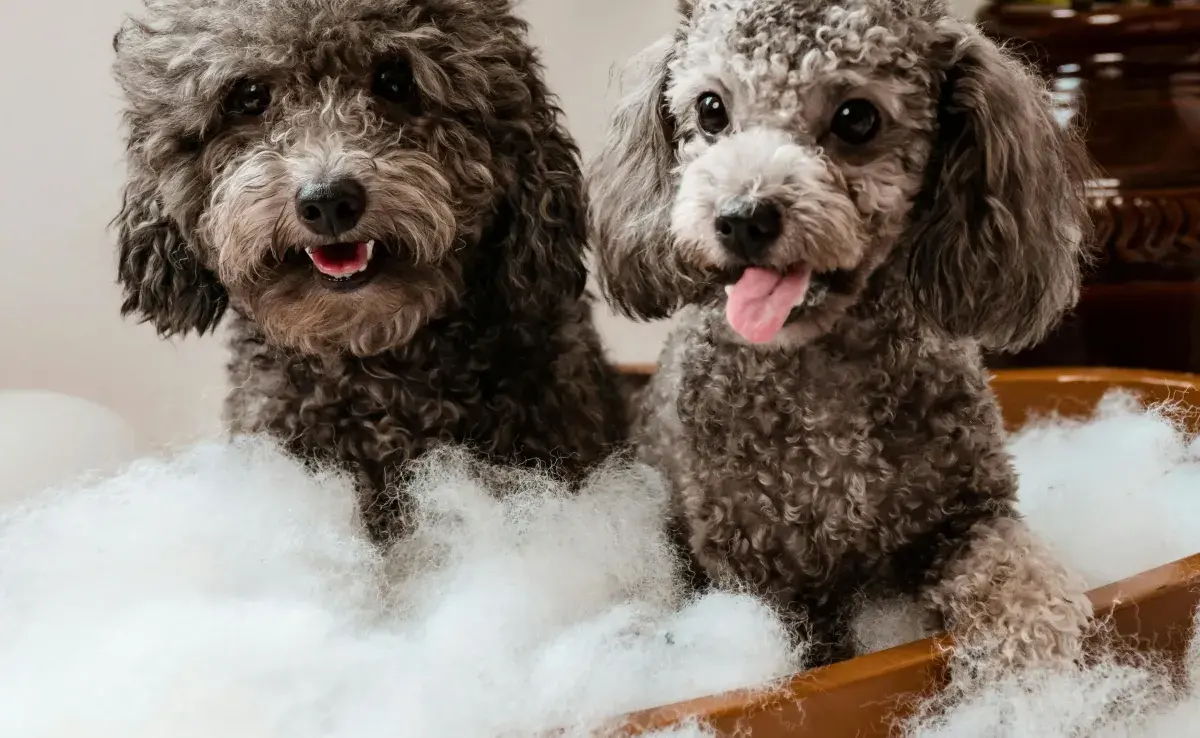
(112, 0), (627, 542)
(590, 0), (1094, 668)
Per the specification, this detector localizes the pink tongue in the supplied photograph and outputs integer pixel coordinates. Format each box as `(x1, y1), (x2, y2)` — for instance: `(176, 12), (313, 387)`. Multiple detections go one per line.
(725, 266), (813, 343)
(310, 242), (368, 277)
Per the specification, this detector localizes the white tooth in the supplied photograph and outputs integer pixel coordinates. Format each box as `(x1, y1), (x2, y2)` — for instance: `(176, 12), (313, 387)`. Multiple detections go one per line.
(304, 246), (316, 255)
(724, 284), (734, 296)
(802, 283), (828, 308)
(365, 240), (375, 259)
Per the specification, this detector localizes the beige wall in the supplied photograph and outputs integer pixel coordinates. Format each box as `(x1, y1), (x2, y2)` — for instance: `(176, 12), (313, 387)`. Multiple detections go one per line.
(0, 0), (228, 449)
(522, 0), (685, 365)
(0, 0), (981, 447)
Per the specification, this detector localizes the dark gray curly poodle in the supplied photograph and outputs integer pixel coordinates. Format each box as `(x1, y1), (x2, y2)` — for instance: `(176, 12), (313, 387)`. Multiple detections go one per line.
(111, 0), (627, 543)
(590, 0), (1094, 668)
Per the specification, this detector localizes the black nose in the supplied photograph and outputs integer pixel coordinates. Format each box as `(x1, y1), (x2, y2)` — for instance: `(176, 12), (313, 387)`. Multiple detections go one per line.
(714, 202), (783, 262)
(295, 178), (367, 237)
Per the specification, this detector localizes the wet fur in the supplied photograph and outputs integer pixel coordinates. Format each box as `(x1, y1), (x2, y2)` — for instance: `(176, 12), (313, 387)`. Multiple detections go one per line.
(590, 0), (1094, 667)
(113, 0), (627, 542)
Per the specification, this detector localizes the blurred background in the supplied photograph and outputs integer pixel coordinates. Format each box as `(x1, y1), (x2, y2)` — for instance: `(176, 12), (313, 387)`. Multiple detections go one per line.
(0, 0), (1190, 449)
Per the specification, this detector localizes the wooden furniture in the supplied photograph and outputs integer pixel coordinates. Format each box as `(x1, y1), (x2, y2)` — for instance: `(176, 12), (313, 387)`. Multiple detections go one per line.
(621, 555), (1200, 738)
(975, 1), (1200, 373)
(988, 366), (1200, 430)
(618, 365), (1200, 432)
(611, 366), (1200, 737)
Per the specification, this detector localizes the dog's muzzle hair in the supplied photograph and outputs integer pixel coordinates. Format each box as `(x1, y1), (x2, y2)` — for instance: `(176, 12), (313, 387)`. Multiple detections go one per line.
(202, 105), (477, 356)
(671, 128), (867, 276)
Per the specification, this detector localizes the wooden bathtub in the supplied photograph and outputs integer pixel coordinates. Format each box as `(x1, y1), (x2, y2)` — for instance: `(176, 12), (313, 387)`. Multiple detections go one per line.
(612, 366), (1200, 737)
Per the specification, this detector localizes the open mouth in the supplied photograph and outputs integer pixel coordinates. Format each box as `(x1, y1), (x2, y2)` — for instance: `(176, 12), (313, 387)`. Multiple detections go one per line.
(303, 240), (379, 289)
(721, 264), (851, 344)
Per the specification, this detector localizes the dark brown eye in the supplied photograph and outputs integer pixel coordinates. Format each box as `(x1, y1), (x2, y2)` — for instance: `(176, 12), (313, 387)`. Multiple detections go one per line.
(223, 79), (271, 117)
(696, 92), (730, 135)
(830, 99), (880, 145)
(372, 57), (419, 108)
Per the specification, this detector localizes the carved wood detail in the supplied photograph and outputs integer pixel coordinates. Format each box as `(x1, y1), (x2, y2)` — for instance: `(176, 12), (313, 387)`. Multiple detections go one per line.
(977, 2), (1200, 373)
(1087, 187), (1200, 280)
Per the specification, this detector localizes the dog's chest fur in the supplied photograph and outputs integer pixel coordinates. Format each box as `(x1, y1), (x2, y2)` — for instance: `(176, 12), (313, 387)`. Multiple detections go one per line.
(644, 307), (1015, 608)
(225, 305), (626, 542)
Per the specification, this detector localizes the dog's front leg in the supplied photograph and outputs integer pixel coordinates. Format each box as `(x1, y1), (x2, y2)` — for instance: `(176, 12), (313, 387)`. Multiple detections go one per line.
(917, 515), (1092, 671)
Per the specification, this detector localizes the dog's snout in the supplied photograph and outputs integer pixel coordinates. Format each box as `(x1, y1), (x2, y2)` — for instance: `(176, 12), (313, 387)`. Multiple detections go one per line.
(714, 202), (783, 262)
(296, 178), (367, 237)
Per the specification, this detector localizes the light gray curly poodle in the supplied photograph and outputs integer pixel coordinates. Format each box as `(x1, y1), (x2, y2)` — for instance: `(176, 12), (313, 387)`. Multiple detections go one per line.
(589, 0), (1094, 668)
(111, 0), (627, 543)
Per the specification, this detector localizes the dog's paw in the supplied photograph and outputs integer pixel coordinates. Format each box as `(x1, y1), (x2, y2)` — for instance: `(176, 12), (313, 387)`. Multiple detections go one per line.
(923, 516), (1093, 674)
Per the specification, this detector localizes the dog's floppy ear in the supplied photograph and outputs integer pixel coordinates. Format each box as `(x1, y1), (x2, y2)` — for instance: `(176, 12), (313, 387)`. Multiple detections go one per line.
(485, 72), (590, 315)
(114, 169), (228, 337)
(112, 18), (226, 337)
(906, 22), (1093, 352)
(588, 37), (701, 321)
